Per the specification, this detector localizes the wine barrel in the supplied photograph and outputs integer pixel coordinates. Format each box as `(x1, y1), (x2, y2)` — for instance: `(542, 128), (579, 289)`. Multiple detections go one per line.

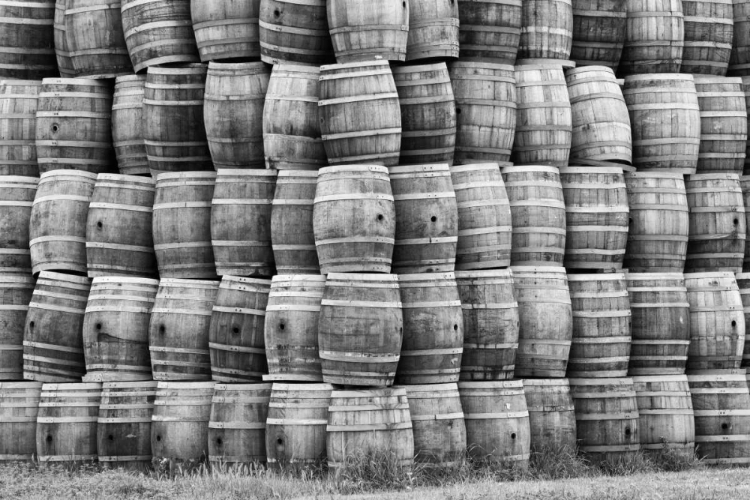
(566, 66), (632, 165)
(559, 166), (629, 271)
(211, 169), (276, 277)
(97, 381), (156, 468)
(0, 176), (37, 273)
(54, 0), (74, 77)
(519, 0), (573, 60)
(405, 383), (466, 466)
(262, 63), (325, 170)
(149, 279), (219, 381)
(742, 176), (750, 268)
(633, 375), (695, 458)
(570, 0), (627, 69)
(152, 172), (217, 279)
(208, 276), (270, 383)
(112, 75), (148, 176)
(681, 0), (733, 75)
(264, 275), (325, 382)
(623, 74), (701, 174)
(30, 170), (97, 276)
(569, 377), (640, 463)
(265, 382), (331, 468)
(684, 272), (745, 371)
(259, 0), (334, 65)
(191, 0), (260, 62)
(326, 0), (409, 63)
(457, 0), (522, 63)
(35, 78), (115, 175)
(326, 387), (414, 468)
(738, 274), (750, 366)
(0, 0), (56, 79)
(121, 0), (200, 73)
(36, 382), (101, 463)
(318, 60), (402, 166)
(82, 277), (158, 382)
(619, 0), (684, 76)
(406, 0), (459, 61)
(732, 0), (750, 75)
(0, 382), (41, 462)
(318, 273), (403, 386)
(143, 65), (212, 176)
(455, 270), (519, 381)
(522, 379), (577, 452)
(0, 275), (35, 381)
(208, 383), (270, 466)
(624, 172), (690, 271)
(313, 165), (396, 274)
(513, 266), (573, 378)
(626, 273), (691, 375)
(0, 80), (41, 176)
(65, 0), (132, 78)
(392, 63), (456, 166)
(270, 171), (320, 274)
(85, 174), (157, 278)
(450, 61), (516, 165)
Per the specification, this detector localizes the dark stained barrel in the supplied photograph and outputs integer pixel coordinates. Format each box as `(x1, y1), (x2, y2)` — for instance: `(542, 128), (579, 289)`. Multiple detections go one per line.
(191, 0), (260, 62)
(457, 0), (522, 64)
(270, 171), (320, 274)
(681, 0), (733, 75)
(112, 75), (148, 176)
(0, 80), (42, 176)
(731, 0), (750, 76)
(570, 0), (627, 69)
(0, 176), (37, 273)
(0, 275), (35, 381)
(54, 0), (74, 77)
(0, 0), (56, 79)
(259, 0), (334, 65)
(406, 0), (459, 61)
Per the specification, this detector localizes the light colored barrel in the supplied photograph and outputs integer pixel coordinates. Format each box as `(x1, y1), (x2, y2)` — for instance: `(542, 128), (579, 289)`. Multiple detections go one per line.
(405, 383), (466, 466)
(457, 0), (522, 63)
(112, 75), (148, 176)
(0, 382), (41, 462)
(270, 171), (320, 274)
(208, 383), (270, 465)
(619, 0), (684, 76)
(0, 176), (37, 273)
(208, 276), (270, 383)
(210, 169), (277, 277)
(519, 0), (573, 60)
(54, 0), (74, 77)
(681, 0), (733, 75)
(149, 279), (219, 381)
(0, 275), (35, 381)
(82, 277), (158, 382)
(522, 379), (577, 452)
(570, 0), (627, 69)
(633, 375), (695, 458)
(327, 0), (409, 63)
(732, 0), (750, 75)
(259, 0), (334, 65)
(407, 0), (459, 61)
(0, 0), (56, 79)
(737, 274), (750, 366)
(742, 176), (750, 269)
(191, 0), (260, 62)
(0, 80), (41, 176)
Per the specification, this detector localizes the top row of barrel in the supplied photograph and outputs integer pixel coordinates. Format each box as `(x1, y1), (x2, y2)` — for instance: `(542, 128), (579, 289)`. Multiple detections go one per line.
(1, 0), (749, 80)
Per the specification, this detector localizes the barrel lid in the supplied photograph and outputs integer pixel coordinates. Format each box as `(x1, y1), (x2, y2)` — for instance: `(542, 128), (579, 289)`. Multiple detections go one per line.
(272, 62), (321, 75)
(326, 273), (399, 282)
(147, 64), (207, 75)
(392, 62), (448, 74)
(271, 274), (327, 284)
(102, 381), (158, 390)
(216, 169), (278, 179)
(41, 77), (111, 87)
(114, 74), (146, 84)
(92, 276), (159, 286)
(221, 275), (272, 286)
(457, 381), (523, 389)
(450, 61), (514, 71)
(158, 278), (220, 288)
(560, 166), (625, 175)
(450, 163), (501, 173)
(321, 59), (390, 72)
(454, 269), (513, 280)
(271, 383), (333, 392)
(397, 272), (456, 282)
(388, 163), (450, 175)
(39, 169), (99, 182)
(567, 273), (626, 281)
(403, 383), (459, 393)
(277, 170), (319, 179)
(214, 383), (273, 392)
(96, 173), (156, 186)
(37, 271), (92, 286)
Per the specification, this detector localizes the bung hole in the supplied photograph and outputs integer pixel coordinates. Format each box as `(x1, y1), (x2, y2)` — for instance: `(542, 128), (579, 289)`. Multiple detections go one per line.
(510, 432), (516, 440)
(232, 327), (240, 334)
(95, 323), (102, 330)
(625, 427), (631, 436)
(732, 320), (737, 327)
(108, 435), (114, 441)
(46, 435), (53, 443)
(454, 324), (459, 331)
(217, 438), (223, 446)
(377, 214), (384, 221)
(159, 325), (165, 334)
(722, 423), (729, 430)
(51, 124), (59, 133)
(156, 435), (162, 442)
(277, 438), (283, 445)
(279, 323), (285, 331)
(97, 221), (103, 229)
(29, 321), (34, 328)
(431, 216), (437, 222)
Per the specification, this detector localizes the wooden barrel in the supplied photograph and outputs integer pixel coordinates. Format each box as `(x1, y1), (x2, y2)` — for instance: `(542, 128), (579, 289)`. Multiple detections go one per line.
(82, 277), (159, 382)
(318, 274), (403, 386)
(0, 0), (56, 79)
(738, 273), (750, 366)
(112, 75), (148, 176)
(259, 0), (334, 65)
(619, 0), (684, 76)
(36, 382), (101, 463)
(559, 166), (629, 271)
(458, 381), (530, 467)
(626, 273), (691, 375)
(149, 279), (219, 381)
(262, 63), (325, 170)
(0, 176), (37, 273)
(151, 381), (215, 463)
(313, 165), (396, 274)
(684, 272), (745, 371)
(512, 266), (573, 378)
(270, 171), (320, 274)
(54, 0), (74, 77)
(392, 63), (456, 166)
(85, 174), (157, 278)
(455, 270), (519, 381)
(522, 379), (576, 452)
(693, 77), (747, 174)
(65, 0), (132, 78)
(121, 0), (199, 73)
(457, 0), (522, 63)
(0, 382), (41, 462)
(211, 169), (276, 277)
(327, 387), (414, 468)
(566, 66), (632, 165)
(569, 377), (640, 463)
(0, 80), (41, 177)
(405, 383), (466, 466)
(390, 164), (458, 273)
(623, 75), (701, 174)
(743, 176), (750, 268)
(566, 274), (632, 378)
(688, 370), (750, 464)
(624, 172), (690, 271)
(265, 382), (331, 468)
(153, 172), (217, 279)
(35, 78), (115, 175)
(264, 275), (325, 382)
(143, 65), (211, 176)
(208, 383), (270, 465)
(208, 276), (270, 383)
(327, 0), (409, 63)
(570, 0), (627, 69)
(97, 381), (157, 468)
(406, 0), (459, 61)
(30, 170), (97, 276)
(450, 62), (516, 165)
(681, 0), (733, 75)
(519, 0), (573, 60)
(731, 0), (750, 75)
(0, 276), (35, 381)
(318, 60), (402, 166)
(191, 0), (260, 62)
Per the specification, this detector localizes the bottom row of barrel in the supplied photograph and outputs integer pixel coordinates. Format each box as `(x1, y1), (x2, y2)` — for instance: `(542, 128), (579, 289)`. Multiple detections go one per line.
(1, 374), (748, 469)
